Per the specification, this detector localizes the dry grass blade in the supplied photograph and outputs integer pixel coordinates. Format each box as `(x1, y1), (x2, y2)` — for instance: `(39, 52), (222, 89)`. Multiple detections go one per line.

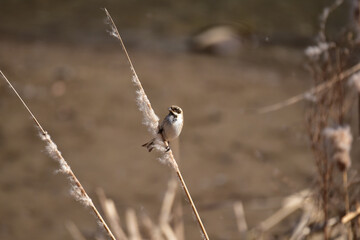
(97, 188), (129, 240)
(290, 197), (317, 240)
(0, 71), (117, 240)
(258, 189), (310, 232)
(342, 207), (360, 224)
(233, 201), (248, 235)
(65, 221), (87, 240)
(65, 221), (86, 240)
(251, 62), (360, 114)
(161, 223), (177, 240)
(289, 211), (311, 240)
(126, 208), (142, 240)
(173, 199), (185, 240)
(104, 8), (209, 240)
(159, 178), (178, 239)
(140, 213), (164, 240)
(159, 178), (177, 225)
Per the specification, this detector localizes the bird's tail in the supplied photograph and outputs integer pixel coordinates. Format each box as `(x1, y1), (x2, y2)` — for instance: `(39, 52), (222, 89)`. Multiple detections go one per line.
(142, 138), (155, 152)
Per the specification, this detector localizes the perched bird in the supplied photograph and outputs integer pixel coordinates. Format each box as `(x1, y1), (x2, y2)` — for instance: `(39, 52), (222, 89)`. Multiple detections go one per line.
(142, 105), (183, 152)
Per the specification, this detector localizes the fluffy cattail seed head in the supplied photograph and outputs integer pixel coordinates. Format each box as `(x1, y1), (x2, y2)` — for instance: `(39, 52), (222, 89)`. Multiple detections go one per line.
(323, 126), (353, 171)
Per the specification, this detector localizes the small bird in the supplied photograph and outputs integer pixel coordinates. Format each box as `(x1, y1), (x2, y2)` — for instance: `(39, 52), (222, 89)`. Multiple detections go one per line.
(142, 105), (183, 152)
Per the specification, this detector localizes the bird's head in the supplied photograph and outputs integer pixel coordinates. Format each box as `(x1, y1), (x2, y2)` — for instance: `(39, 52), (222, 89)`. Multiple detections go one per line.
(169, 105), (183, 116)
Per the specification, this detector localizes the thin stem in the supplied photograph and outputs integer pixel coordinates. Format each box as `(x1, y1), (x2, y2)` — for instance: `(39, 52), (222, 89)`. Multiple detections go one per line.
(323, 168), (329, 240)
(344, 171), (350, 214)
(104, 8), (150, 110)
(104, 9), (210, 239)
(253, 61), (360, 114)
(175, 167), (209, 240)
(343, 170), (352, 239)
(0, 71), (117, 240)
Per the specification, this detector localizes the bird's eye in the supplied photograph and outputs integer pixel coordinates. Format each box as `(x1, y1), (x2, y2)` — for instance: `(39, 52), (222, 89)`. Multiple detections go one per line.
(171, 106), (182, 114)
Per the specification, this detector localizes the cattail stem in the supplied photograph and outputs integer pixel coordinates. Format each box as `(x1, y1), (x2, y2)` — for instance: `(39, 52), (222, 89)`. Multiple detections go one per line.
(0, 71), (117, 240)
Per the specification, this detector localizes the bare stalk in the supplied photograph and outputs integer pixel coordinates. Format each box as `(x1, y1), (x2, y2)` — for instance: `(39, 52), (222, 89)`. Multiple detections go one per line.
(104, 8), (210, 240)
(174, 162), (209, 240)
(0, 71), (117, 240)
(97, 188), (129, 240)
(252, 62), (360, 114)
(343, 171), (350, 214)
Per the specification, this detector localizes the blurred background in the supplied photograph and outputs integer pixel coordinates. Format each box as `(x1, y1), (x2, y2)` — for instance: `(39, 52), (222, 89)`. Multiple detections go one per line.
(0, 0), (356, 239)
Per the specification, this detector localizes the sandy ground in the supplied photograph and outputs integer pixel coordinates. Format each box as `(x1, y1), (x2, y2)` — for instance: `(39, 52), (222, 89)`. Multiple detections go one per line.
(0, 38), (316, 239)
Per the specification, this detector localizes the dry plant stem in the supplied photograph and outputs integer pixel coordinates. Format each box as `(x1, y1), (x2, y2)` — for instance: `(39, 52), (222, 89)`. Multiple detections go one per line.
(171, 140), (185, 240)
(104, 8), (152, 115)
(0, 71), (117, 240)
(174, 166), (209, 240)
(233, 201), (248, 235)
(173, 166), (208, 240)
(258, 199), (303, 232)
(66, 221), (87, 240)
(166, 151), (210, 240)
(253, 62), (360, 114)
(159, 177), (177, 225)
(343, 171), (350, 214)
(161, 224), (177, 240)
(342, 206), (360, 223)
(126, 208), (142, 240)
(341, 172), (352, 240)
(159, 177), (177, 240)
(359, 94), (360, 136)
(318, 0), (344, 42)
(104, 9), (209, 240)
(140, 213), (164, 240)
(97, 189), (129, 240)
(258, 189), (310, 232)
(173, 199), (185, 240)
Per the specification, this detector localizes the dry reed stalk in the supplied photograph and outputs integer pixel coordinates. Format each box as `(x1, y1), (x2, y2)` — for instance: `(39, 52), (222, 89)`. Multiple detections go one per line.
(233, 201), (248, 236)
(104, 8), (209, 240)
(258, 189), (310, 232)
(289, 207), (313, 240)
(343, 171), (352, 239)
(161, 224), (177, 240)
(170, 138), (185, 240)
(65, 221), (87, 240)
(159, 177), (177, 225)
(159, 178), (178, 240)
(159, 177), (177, 240)
(173, 199), (185, 240)
(302, 2), (355, 238)
(342, 207), (360, 223)
(0, 71), (117, 240)
(140, 213), (164, 240)
(253, 61), (360, 114)
(343, 171), (350, 214)
(97, 188), (129, 240)
(126, 208), (142, 240)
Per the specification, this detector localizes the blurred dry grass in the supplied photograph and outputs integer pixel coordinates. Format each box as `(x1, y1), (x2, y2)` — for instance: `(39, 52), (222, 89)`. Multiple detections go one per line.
(0, 34), (316, 239)
(3, 1), (360, 239)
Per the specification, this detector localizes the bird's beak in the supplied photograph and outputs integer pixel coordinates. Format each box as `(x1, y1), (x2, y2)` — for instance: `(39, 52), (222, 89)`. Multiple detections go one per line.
(168, 107), (172, 112)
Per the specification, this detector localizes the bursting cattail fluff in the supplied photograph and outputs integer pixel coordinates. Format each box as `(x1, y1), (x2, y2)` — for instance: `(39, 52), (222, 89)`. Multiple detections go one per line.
(348, 72), (360, 92)
(323, 126), (353, 171)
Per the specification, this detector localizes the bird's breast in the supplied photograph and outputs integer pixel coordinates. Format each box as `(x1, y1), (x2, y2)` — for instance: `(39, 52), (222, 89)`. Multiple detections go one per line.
(163, 118), (183, 141)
